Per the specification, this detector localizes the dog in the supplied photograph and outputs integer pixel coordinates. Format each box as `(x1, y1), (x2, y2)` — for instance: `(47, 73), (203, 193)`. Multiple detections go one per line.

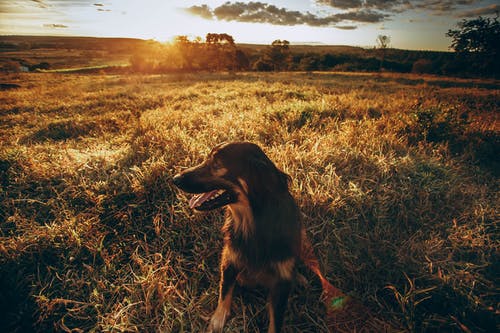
(173, 142), (345, 333)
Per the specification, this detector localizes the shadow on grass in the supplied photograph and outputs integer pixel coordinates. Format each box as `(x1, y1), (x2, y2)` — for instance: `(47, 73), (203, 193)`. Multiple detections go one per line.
(22, 118), (122, 143)
(0, 263), (37, 333)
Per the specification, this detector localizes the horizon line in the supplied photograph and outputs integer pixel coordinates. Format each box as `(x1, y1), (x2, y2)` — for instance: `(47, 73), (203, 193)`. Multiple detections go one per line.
(0, 34), (452, 52)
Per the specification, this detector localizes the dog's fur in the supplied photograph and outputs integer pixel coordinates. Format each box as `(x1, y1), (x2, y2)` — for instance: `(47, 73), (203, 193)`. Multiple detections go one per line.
(173, 142), (343, 333)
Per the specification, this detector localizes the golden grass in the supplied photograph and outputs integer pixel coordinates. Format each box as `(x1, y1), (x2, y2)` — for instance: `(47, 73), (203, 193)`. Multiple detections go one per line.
(0, 71), (498, 332)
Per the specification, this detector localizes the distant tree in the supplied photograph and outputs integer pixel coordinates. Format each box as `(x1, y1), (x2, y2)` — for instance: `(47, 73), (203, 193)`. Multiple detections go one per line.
(252, 59), (274, 71)
(376, 35), (391, 49)
(174, 35), (190, 45)
(446, 15), (499, 76)
(235, 49), (250, 70)
(298, 53), (320, 71)
(320, 53), (341, 69)
(206, 33), (234, 45)
(376, 35), (391, 70)
(204, 33), (237, 71)
(173, 35), (204, 70)
(264, 40), (291, 71)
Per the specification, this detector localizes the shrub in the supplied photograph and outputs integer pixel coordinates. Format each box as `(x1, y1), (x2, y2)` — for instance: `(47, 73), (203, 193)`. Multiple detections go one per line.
(412, 59), (435, 74)
(252, 58), (274, 71)
(406, 106), (468, 144)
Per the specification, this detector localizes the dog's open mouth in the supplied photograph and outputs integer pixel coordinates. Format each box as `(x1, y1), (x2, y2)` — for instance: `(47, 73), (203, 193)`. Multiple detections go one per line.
(189, 189), (233, 211)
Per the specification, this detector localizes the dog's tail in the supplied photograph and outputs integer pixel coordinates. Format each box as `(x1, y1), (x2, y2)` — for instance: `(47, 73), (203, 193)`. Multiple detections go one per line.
(300, 228), (350, 311)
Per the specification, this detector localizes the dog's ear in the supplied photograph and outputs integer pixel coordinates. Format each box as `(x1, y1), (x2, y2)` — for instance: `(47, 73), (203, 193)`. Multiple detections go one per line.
(246, 153), (290, 198)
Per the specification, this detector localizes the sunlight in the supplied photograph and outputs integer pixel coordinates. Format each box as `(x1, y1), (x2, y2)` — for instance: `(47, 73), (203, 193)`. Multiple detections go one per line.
(33, 0), (373, 45)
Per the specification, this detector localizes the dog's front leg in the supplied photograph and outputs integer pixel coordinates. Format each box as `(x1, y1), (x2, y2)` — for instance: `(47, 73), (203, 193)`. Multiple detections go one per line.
(267, 279), (292, 333)
(207, 263), (238, 333)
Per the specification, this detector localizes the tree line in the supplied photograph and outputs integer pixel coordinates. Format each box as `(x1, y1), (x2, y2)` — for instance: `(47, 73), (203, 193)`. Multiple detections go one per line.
(129, 14), (498, 78)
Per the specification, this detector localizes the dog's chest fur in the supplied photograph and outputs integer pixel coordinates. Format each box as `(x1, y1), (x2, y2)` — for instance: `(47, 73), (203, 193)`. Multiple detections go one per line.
(222, 196), (301, 270)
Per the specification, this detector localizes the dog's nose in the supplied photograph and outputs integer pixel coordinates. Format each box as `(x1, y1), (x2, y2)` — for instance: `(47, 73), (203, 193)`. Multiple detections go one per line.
(172, 174), (183, 187)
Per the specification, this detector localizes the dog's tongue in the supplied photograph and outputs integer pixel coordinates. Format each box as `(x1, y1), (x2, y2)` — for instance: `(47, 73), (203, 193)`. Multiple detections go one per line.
(189, 190), (219, 209)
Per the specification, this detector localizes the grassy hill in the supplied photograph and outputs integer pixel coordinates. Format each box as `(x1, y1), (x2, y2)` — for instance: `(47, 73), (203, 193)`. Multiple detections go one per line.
(0, 71), (498, 332)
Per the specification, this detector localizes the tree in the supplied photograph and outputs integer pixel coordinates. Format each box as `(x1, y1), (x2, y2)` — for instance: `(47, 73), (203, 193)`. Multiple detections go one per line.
(376, 35), (390, 49)
(265, 40), (291, 71)
(204, 33), (237, 71)
(173, 35), (204, 70)
(447, 16), (499, 54)
(376, 35), (391, 70)
(446, 15), (499, 76)
(235, 49), (250, 70)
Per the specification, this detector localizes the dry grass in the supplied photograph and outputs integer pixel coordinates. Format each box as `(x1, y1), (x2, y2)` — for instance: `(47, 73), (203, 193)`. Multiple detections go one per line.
(0, 71), (498, 332)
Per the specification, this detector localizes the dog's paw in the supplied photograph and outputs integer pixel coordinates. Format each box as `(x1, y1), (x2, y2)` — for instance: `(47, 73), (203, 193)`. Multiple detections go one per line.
(206, 307), (229, 333)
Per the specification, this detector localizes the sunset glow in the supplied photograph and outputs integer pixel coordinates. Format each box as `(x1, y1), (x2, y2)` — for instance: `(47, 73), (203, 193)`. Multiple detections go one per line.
(0, 0), (499, 50)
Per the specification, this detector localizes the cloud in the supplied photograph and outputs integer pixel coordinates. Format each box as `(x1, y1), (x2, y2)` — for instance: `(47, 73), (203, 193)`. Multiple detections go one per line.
(409, 0), (481, 14)
(43, 23), (68, 28)
(335, 25), (358, 30)
(316, 0), (487, 15)
(187, 2), (387, 26)
(186, 1), (492, 28)
(316, 0), (409, 11)
(336, 9), (388, 23)
(92, 2), (111, 11)
(31, 0), (49, 8)
(186, 5), (213, 20)
(456, 4), (499, 18)
(212, 2), (307, 25)
(32, 0), (104, 9)
(315, 0), (363, 10)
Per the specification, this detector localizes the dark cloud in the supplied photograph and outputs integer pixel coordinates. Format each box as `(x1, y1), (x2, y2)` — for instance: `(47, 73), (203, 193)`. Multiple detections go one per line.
(366, 0), (409, 11)
(212, 2), (307, 25)
(457, 4), (500, 18)
(315, 0), (363, 10)
(92, 2), (110, 11)
(336, 9), (388, 23)
(185, 5), (213, 20)
(335, 25), (358, 30)
(43, 23), (68, 28)
(187, 2), (387, 26)
(186, 1), (491, 28)
(31, 0), (49, 8)
(409, 0), (480, 13)
(316, 0), (409, 11)
(316, 0), (485, 14)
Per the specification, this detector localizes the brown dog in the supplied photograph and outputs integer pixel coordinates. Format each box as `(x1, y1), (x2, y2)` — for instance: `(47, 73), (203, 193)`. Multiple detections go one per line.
(173, 142), (345, 333)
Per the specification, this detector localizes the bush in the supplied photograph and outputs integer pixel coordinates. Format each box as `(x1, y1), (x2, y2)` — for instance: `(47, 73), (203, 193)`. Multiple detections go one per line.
(406, 106), (468, 144)
(412, 59), (435, 74)
(252, 58), (274, 71)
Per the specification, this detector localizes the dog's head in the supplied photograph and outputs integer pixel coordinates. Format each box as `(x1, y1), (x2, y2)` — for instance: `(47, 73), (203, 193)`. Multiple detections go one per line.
(172, 142), (290, 211)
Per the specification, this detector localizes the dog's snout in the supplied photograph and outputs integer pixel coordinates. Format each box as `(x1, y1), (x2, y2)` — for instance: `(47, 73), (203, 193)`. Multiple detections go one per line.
(172, 174), (183, 187)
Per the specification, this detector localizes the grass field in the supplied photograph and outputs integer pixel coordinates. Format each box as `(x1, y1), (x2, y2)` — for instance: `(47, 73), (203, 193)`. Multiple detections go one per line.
(0, 71), (498, 332)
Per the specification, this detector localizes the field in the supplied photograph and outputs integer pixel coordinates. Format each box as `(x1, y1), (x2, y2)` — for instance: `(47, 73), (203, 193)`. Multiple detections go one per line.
(0, 71), (498, 332)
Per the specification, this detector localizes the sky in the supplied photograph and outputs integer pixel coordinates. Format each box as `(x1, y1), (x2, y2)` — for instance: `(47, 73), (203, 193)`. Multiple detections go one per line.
(0, 0), (498, 51)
